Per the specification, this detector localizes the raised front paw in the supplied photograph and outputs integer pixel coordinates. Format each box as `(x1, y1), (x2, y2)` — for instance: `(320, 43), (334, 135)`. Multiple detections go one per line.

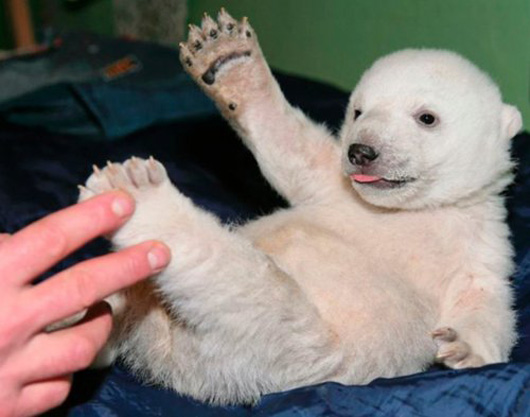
(179, 9), (265, 114)
(432, 327), (486, 369)
(79, 156), (169, 202)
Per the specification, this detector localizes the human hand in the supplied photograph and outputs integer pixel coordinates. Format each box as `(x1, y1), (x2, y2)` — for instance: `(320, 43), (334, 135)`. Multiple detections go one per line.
(0, 191), (171, 417)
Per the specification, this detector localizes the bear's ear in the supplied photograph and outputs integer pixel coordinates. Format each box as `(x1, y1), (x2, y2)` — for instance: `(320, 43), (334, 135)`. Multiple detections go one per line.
(501, 104), (522, 140)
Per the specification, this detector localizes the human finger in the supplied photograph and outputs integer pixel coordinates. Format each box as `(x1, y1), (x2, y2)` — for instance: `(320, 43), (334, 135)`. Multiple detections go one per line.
(0, 190), (135, 286)
(15, 375), (72, 417)
(0, 233), (10, 244)
(8, 302), (112, 385)
(22, 241), (170, 332)
(0, 233), (10, 251)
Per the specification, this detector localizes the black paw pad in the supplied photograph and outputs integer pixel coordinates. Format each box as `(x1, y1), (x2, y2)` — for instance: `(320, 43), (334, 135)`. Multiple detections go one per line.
(202, 71), (216, 85)
(200, 50), (252, 87)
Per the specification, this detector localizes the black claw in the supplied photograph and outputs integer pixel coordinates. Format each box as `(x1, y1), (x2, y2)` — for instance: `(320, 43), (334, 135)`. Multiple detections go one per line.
(229, 103), (237, 111)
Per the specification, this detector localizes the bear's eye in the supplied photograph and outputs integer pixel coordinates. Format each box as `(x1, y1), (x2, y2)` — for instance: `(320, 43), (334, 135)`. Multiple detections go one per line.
(354, 109), (362, 120)
(417, 112), (437, 127)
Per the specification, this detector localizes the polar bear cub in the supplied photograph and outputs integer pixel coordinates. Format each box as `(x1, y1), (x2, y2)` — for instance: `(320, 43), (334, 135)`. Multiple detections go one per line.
(79, 10), (522, 405)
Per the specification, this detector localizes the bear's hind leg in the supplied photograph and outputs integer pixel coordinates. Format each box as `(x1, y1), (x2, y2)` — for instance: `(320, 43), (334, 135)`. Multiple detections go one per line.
(80, 157), (344, 403)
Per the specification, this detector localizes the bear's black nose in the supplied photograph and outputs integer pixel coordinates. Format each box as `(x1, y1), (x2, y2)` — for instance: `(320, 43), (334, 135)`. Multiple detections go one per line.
(348, 144), (379, 166)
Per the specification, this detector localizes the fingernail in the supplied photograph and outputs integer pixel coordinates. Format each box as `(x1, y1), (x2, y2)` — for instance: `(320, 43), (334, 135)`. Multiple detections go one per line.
(148, 243), (171, 272)
(111, 194), (135, 218)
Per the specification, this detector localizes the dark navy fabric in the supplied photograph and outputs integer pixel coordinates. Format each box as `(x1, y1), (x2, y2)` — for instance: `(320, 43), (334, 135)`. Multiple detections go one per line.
(253, 364), (530, 417)
(63, 363), (530, 417)
(0, 68), (529, 416)
(508, 134), (530, 365)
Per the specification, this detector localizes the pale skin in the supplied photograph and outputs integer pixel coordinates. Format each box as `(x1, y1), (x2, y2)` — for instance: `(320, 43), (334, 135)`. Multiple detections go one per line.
(0, 191), (171, 417)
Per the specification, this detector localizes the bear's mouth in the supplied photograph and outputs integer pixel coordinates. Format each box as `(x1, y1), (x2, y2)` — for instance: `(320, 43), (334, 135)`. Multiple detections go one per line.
(350, 174), (415, 189)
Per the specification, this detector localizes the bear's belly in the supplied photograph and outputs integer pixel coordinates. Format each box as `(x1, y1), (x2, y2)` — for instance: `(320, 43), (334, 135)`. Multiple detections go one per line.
(242, 217), (440, 381)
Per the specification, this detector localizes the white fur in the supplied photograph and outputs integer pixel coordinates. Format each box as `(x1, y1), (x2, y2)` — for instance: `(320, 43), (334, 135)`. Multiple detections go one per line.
(79, 15), (522, 405)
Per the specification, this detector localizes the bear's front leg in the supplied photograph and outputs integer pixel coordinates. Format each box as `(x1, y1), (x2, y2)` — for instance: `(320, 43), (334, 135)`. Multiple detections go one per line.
(180, 10), (345, 206)
(179, 9), (266, 120)
(432, 272), (516, 369)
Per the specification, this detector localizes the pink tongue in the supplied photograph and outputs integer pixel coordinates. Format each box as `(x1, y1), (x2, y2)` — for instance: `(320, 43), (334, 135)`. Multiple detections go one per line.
(351, 174), (382, 183)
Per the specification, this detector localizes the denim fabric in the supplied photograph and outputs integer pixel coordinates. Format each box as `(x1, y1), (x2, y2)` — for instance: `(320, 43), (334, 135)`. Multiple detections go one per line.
(0, 32), (216, 138)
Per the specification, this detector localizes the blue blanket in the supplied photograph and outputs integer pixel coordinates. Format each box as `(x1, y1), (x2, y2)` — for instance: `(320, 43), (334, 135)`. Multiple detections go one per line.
(0, 41), (528, 416)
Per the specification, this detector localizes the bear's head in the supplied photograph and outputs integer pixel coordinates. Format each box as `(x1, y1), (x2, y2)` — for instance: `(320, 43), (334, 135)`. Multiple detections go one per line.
(340, 49), (522, 210)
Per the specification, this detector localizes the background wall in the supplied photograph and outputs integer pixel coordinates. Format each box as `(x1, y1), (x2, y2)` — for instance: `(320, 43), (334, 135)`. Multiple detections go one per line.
(39, 0), (114, 36)
(0, 2), (12, 48)
(189, 0), (530, 128)
(1, 0), (529, 126)
(0, 1), (114, 48)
